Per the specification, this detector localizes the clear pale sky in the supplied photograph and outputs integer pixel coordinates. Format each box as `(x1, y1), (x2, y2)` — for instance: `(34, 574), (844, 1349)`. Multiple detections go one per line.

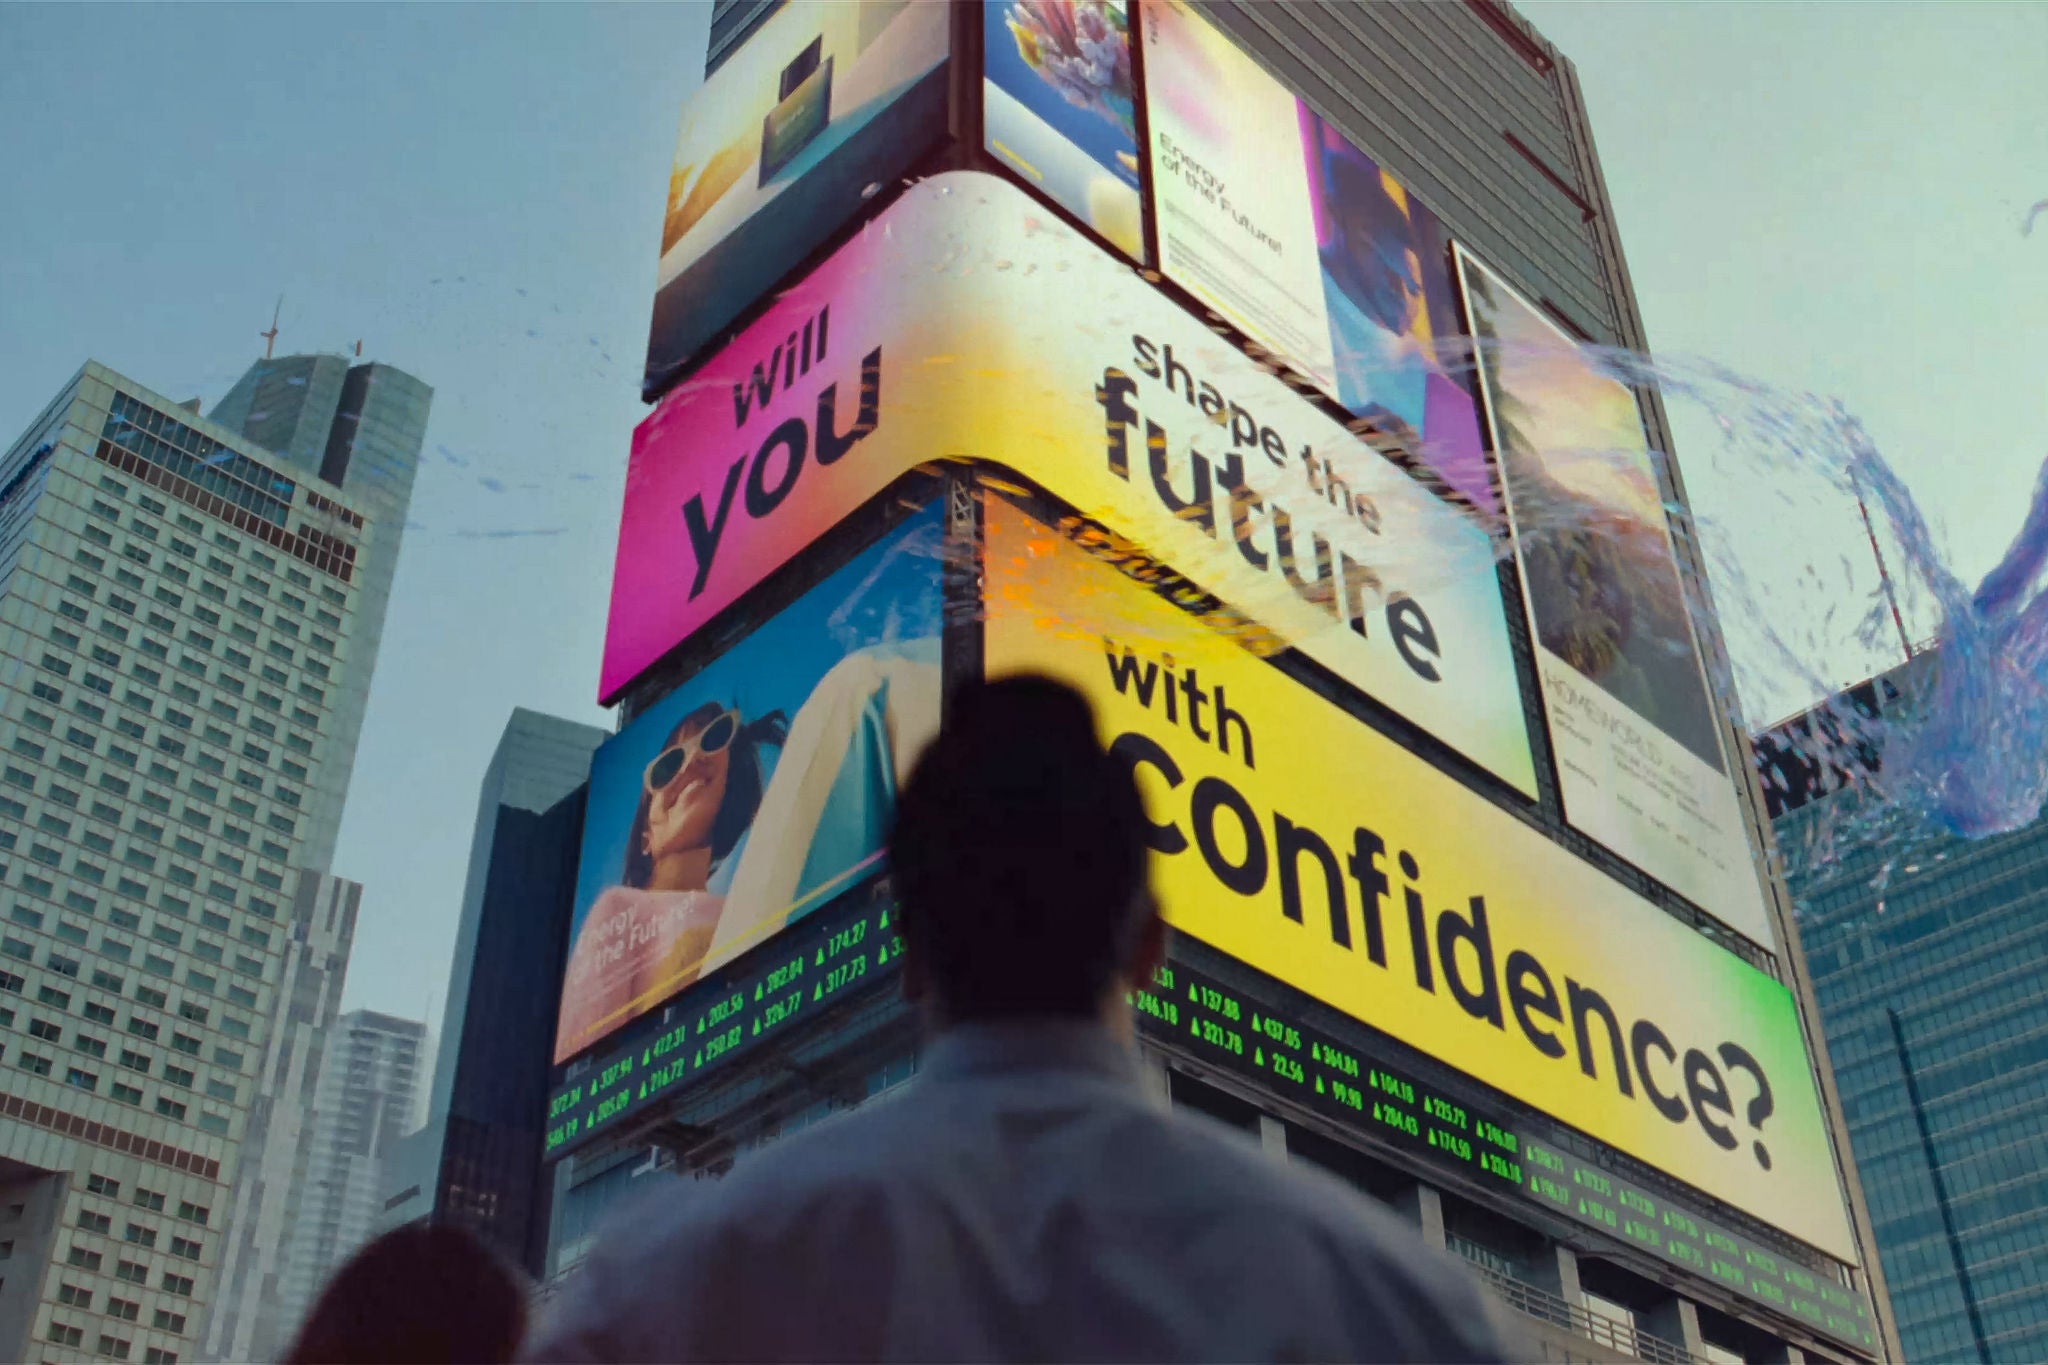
(1, 2), (2042, 1024)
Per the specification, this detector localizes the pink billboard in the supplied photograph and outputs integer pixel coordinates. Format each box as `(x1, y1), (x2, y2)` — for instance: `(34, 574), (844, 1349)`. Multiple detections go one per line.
(603, 205), (944, 701)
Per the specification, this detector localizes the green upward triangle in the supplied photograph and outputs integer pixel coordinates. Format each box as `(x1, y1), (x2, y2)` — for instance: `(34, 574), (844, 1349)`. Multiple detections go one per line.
(814, 982), (824, 1002)
(879, 909), (890, 928)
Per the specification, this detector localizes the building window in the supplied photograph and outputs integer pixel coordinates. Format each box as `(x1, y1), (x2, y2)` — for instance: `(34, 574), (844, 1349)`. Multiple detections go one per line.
(144, 1350), (179, 1365)
(122, 1223), (156, 1249)
(155, 1097), (186, 1120)
(161, 1271), (194, 1296)
(152, 1309), (186, 1334)
(105, 1296), (139, 1321)
(97, 1332), (133, 1359)
(111, 1081), (143, 1104)
(115, 1258), (147, 1284)
(47, 1321), (84, 1348)
(67, 1245), (102, 1271)
(77, 1210), (112, 1235)
(167, 1234), (202, 1261)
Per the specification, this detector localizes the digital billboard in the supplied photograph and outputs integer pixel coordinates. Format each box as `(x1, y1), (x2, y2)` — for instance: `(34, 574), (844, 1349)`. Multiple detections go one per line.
(644, 0), (949, 398)
(1454, 248), (1773, 950)
(603, 171), (1535, 796)
(983, 499), (1855, 1261)
(982, 0), (1143, 259)
(1138, 0), (1493, 511)
(556, 505), (942, 1065)
(1141, 955), (1874, 1350)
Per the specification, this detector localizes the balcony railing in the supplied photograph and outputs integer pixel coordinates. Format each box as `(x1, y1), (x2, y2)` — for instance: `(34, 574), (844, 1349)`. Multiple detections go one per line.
(1460, 1258), (1703, 1365)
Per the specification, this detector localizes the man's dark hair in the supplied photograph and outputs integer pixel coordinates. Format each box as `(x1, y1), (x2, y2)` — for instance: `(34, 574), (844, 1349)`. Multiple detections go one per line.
(890, 675), (1152, 1020)
(283, 1224), (527, 1364)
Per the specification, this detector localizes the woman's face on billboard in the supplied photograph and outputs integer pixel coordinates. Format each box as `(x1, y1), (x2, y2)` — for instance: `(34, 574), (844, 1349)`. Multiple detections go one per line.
(643, 711), (733, 862)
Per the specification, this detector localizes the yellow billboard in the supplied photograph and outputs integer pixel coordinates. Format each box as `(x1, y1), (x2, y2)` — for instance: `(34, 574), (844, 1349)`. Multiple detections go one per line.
(608, 172), (1535, 801)
(984, 500), (1856, 1263)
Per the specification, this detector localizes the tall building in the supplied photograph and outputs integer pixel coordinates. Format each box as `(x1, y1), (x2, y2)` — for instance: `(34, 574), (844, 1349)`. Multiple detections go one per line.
(536, 5), (1895, 1365)
(0, 354), (422, 1364)
(1760, 652), (2048, 1363)
(265, 1012), (426, 1346)
(197, 875), (359, 1363)
(380, 709), (603, 1276)
(208, 355), (431, 872)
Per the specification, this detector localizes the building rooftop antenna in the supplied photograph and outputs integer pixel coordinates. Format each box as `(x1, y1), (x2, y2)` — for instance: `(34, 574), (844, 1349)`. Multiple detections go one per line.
(1850, 466), (1915, 662)
(261, 296), (283, 360)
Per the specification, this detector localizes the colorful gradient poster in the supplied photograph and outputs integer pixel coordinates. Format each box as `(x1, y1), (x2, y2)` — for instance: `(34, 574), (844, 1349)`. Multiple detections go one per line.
(983, 0), (1144, 258)
(1455, 247), (1772, 950)
(644, 0), (949, 398)
(1140, 0), (1491, 511)
(558, 504), (943, 1064)
(983, 500), (1855, 1262)
(603, 172), (1535, 796)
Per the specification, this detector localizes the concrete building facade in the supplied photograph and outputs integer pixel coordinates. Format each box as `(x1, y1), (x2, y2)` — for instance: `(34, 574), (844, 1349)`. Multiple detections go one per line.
(0, 355), (423, 1364)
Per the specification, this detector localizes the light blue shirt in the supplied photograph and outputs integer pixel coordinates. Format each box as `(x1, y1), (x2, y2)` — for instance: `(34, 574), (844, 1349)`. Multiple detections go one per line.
(525, 1020), (1513, 1363)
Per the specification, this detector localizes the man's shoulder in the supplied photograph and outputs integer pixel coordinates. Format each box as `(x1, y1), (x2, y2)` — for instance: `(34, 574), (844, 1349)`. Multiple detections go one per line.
(619, 1088), (924, 1241)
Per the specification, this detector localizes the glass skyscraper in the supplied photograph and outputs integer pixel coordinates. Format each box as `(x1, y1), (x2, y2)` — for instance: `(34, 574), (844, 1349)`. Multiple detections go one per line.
(269, 1011), (426, 1350)
(381, 708), (604, 1277)
(0, 353), (424, 1364)
(1765, 653), (2048, 1363)
(209, 356), (431, 871)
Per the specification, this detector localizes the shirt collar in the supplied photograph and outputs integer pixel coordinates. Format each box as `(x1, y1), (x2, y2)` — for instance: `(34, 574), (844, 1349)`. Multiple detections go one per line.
(920, 1018), (1144, 1088)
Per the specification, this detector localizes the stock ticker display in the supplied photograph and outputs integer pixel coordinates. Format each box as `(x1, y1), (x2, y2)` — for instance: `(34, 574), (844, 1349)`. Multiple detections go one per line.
(542, 903), (1869, 1351)
(544, 893), (902, 1158)
(1134, 961), (1875, 1352)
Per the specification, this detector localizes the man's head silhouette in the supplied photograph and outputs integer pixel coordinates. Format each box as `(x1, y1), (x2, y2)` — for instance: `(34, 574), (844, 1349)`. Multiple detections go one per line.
(890, 674), (1164, 1023)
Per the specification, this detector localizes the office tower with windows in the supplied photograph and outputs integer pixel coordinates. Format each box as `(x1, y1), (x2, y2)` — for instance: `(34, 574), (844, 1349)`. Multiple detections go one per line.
(263, 1011), (426, 1350)
(1760, 654), (2048, 1363)
(198, 874), (359, 1363)
(0, 358), (417, 1364)
(381, 709), (603, 1276)
(208, 355), (431, 872)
